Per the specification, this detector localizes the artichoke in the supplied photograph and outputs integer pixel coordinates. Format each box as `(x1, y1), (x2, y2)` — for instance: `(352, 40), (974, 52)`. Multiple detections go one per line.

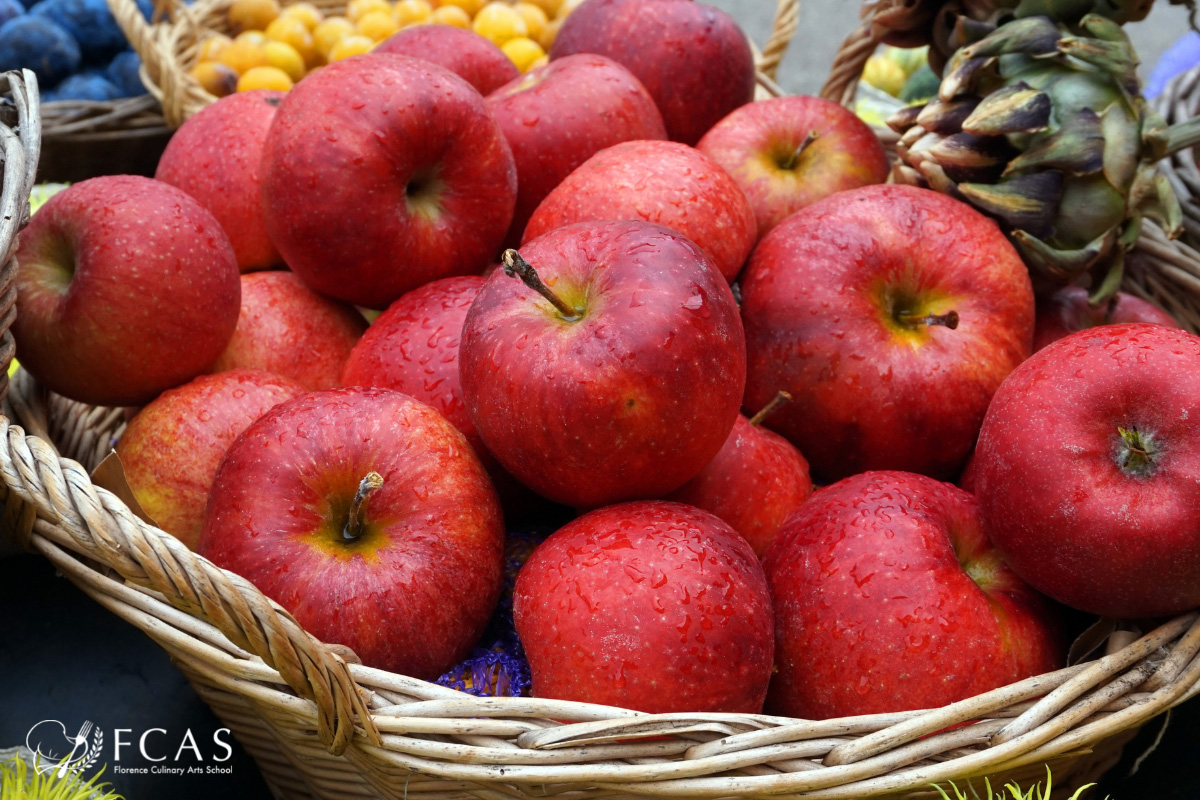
(889, 13), (1186, 300)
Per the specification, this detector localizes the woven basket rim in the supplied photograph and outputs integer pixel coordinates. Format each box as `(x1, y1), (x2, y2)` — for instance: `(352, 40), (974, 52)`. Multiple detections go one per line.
(5, 368), (1200, 799)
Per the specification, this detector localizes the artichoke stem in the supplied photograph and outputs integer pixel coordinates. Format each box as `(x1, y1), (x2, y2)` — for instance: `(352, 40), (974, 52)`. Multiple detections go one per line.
(1164, 117), (1200, 158)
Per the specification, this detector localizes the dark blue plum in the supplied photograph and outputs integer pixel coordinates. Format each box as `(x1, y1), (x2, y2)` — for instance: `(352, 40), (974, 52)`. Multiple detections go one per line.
(0, 0), (23, 27)
(106, 49), (143, 96)
(53, 69), (119, 100)
(32, 0), (126, 63)
(0, 16), (81, 86)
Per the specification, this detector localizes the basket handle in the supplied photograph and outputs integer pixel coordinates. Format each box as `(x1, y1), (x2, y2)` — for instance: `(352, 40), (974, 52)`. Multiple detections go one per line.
(107, 0), (194, 127)
(757, 0), (801, 80)
(0, 395), (383, 755)
(820, 19), (882, 109)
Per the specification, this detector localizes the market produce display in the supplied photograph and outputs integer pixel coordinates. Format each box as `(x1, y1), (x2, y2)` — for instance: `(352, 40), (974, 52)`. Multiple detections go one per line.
(186, 0), (577, 96)
(6, 0), (1200, 795)
(0, 0), (150, 100)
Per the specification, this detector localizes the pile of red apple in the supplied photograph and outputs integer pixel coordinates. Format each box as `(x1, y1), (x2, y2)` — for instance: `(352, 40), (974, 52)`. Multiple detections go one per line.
(13, 0), (1200, 721)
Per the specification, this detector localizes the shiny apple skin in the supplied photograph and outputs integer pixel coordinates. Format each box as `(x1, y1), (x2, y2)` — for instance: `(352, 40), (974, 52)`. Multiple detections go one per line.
(460, 220), (745, 508)
(155, 90), (284, 271)
(13, 175), (241, 406)
(523, 140), (756, 283)
(666, 414), (813, 556)
(763, 471), (1062, 719)
(514, 501), (774, 713)
(198, 387), (505, 679)
(976, 323), (1200, 618)
(117, 369), (303, 550)
(550, 0), (754, 146)
(741, 184), (1034, 482)
(340, 275), (532, 507)
(375, 25), (518, 96)
(213, 271), (367, 390)
(1033, 285), (1180, 352)
(487, 54), (667, 245)
(697, 95), (889, 240)
(261, 54), (517, 309)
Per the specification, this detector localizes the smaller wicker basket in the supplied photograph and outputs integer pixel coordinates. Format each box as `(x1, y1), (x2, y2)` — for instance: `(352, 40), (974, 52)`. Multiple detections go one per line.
(106, 0), (801, 128)
(38, 94), (172, 184)
(0, 69), (39, 402)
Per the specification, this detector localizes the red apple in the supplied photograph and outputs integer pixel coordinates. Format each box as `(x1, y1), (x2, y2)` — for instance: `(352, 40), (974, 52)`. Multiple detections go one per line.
(1033, 285), (1180, 352)
(523, 140), (756, 283)
(13, 175), (241, 406)
(261, 54), (517, 309)
(116, 369), (304, 550)
(375, 25), (519, 96)
(342, 276), (484, 451)
(976, 323), (1200, 618)
(213, 271), (367, 390)
(514, 501), (774, 713)
(487, 54), (666, 244)
(460, 220), (745, 508)
(763, 471), (1062, 719)
(741, 184), (1034, 482)
(155, 90), (283, 272)
(198, 387), (505, 678)
(550, 0), (754, 146)
(697, 96), (890, 240)
(665, 393), (813, 556)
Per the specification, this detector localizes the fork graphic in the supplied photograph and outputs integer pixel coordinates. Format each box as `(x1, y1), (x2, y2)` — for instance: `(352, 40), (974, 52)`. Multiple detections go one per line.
(56, 721), (92, 778)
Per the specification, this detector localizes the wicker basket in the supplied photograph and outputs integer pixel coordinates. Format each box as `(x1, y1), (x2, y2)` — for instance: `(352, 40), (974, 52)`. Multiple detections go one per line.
(0, 70), (39, 402)
(107, 0), (801, 128)
(6, 6), (1200, 798)
(37, 95), (173, 184)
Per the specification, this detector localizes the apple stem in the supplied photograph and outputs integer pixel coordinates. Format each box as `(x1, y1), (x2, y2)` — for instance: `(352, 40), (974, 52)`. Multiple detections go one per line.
(1116, 426), (1158, 477)
(502, 249), (581, 321)
(749, 391), (793, 427)
(897, 310), (960, 330)
(782, 130), (820, 170)
(343, 472), (384, 542)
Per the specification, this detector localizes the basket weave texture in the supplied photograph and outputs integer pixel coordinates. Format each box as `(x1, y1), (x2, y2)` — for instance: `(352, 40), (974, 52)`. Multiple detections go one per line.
(0, 70), (39, 403)
(38, 94), (173, 184)
(6, 5), (1200, 799)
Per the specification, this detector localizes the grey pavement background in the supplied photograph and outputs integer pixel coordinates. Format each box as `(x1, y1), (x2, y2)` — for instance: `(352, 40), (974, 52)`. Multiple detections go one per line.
(706, 0), (1195, 96)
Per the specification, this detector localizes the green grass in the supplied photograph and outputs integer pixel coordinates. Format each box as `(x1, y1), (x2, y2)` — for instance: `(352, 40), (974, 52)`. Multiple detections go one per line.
(0, 756), (122, 800)
(933, 766), (1110, 800)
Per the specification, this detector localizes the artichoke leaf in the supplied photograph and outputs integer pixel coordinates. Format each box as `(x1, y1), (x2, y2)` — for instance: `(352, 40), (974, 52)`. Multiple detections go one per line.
(962, 16), (1062, 59)
(962, 82), (1053, 134)
(1100, 101), (1141, 189)
(1012, 227), (1114, 280)
(916, 96), (983, 134)
(1005, 108), (1104, 175)
(1088, 247), (1125, 304)
(960, 171), (1064, 236)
